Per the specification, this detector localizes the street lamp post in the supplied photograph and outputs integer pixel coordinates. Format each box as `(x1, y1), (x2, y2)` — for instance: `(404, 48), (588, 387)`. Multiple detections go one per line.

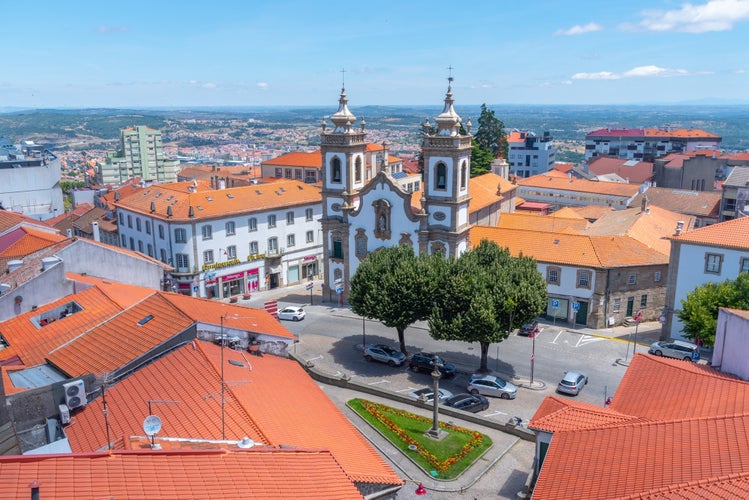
(426, 355), (444, 439)
(530, 328), (537, 385)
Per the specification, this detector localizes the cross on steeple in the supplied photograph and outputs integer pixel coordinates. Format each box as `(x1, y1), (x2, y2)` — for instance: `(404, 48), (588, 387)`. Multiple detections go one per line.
(447, 65), (454, 87)
(340, 68), (346, 89)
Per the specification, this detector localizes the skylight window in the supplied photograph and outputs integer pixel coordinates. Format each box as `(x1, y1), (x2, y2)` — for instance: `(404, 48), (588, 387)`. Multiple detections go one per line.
(137, 315), (154, 326)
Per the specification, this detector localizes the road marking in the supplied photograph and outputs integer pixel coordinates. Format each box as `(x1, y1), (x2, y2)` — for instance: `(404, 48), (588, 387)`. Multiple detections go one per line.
(304, 355), (323, 362)
(551, 331), (564, 344)
(575, 335), (605, 347)
(368, 380), (390, 386)
(484, 411), (508, 417)
(395, 387), (417, 393)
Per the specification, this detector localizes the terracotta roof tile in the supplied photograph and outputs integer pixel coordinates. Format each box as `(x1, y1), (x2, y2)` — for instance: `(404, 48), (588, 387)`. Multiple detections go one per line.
(618, 472), (749, 499)
(261, 151), (321, 168)
(669, 216), (749, 251)
(587, 156), (654, 184)
(631, 187), (721, 218)
(47, 293), (194, 377)
(498, 212), (590, 232)
(0, 210), (52, 235)
(0, 448), (365, 499)
(67, 274), (158, 309)
(469, 173), (516, 213)
(644, 127), (720, 139)
(530, 396), (647, 433)
(0, 287), (124, 367)
(518, 174), (642, 197)
(0, 227), (66, 259)
(66, 341), (402, 485)
(115, 179), (321, 222)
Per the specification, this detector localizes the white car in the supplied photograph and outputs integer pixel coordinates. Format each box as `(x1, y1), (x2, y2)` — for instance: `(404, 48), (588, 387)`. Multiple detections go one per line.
(408, 387), (453, 403)
(277, 306), (306, 321)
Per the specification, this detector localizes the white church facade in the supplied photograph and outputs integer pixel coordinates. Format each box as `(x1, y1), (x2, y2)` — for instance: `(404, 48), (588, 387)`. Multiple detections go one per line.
(320, 80), (473, 302)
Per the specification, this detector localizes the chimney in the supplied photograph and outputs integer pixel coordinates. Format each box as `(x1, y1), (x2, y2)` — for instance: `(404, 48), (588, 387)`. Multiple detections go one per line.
(641, 195), (649, 214)
(92, 221), (100, 242)
(8, 260), (23, 272)
(41, 256), (60, 271)
(675, 220), (684, 236)
(66, 228), (73, 238)
(218, 178), (226, 190)
(188, 206), (195, 218)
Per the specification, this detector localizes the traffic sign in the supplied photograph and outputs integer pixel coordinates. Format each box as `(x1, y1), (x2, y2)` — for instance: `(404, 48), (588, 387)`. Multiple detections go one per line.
(551, 299), (559, 308)
(634, 311), (643, 322)
(305, 282), (314, 291)
(336, 286), (343, 295)
(572, 302), (580, 311)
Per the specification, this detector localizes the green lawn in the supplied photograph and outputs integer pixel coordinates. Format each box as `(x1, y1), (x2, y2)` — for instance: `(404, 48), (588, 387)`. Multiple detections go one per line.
(348, 398), (492, 480)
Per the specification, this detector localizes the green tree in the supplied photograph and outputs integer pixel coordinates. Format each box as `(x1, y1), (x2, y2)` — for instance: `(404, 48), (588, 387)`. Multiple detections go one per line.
(349, 245), (443, 354)
(677, 273), (749, 347)
(430, 240), (547, 373)
(470, 104), (507, 177)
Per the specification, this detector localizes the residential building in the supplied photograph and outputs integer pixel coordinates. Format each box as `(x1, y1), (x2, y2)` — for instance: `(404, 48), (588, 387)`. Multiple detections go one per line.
(177, 163), (262, 187)
(584, 127), (721, 162)
(515, 174), (643, 211)
(652, 151), (728, 191)
(97, 126), (180, 185)
(469, 172), (517, 226)
(629, 186), (721, 228)
(585, 156), (653, 184)
(0, 137), (64, 220)
(713, 307), (749, 380)
(720, 165), (749, 221)
(506, 130), (556, 178)
(529, 353), (749, 499)
(663, 216), (749, 340)
(320, 82), (472, 301)
(114, 178), (322, 298)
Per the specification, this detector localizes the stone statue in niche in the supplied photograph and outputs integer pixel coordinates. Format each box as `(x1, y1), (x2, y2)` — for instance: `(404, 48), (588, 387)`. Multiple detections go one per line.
(373, 199), (391, 240)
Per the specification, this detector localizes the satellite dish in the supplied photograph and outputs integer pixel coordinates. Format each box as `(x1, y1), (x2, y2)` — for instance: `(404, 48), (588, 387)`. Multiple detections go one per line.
(143, 414), (163, 436)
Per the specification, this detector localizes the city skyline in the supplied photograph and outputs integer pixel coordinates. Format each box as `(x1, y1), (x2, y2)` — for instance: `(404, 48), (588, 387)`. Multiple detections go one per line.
(2, 0), (748, 109)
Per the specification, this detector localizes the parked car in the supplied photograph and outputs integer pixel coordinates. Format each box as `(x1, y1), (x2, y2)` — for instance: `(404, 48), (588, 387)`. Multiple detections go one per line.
(363, 344), (407, 367)
(277, 306), (306, 321)
(408, 387), (453, 403)
(408, 352), (457, 378)
(467, 374), (517, 399)
(648, 340), (700, 362)
(518, 320), (540, 336)
(557, 370), (588, 396)
(444, 393), (490, 413)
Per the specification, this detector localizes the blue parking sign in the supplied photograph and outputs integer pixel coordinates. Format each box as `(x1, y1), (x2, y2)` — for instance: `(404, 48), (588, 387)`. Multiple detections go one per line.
(551, 299), (559, 308)
(573, 302), (580, 311)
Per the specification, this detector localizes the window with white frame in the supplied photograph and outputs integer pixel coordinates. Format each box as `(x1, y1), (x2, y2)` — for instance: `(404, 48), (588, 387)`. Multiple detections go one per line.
(305, 208), (314, 221)
(203, 250), (214, 264)
(641, 294), (648, 308)
(286, 211), (294, 224)
(225, 221), (236, 235)
(227, 245), (237, 259)
(268, 237), (278, 253)
(248, 217), (257, 232)
(175, 228), (187, 243)
(287, 234), (295, 247)
(577, 270), (591, 289)
(547, 267), (560, 285)
(268, 215), (276, 228)
(176, 253), (190, 269)
(613, 298), (621, 312)
(202, 225), (212, 240)
(705, 253), (722, 274)
(306, 230), (314, 243)
(250, 241), (259, 255)
(742, 258), (749, 274)
(628, 274), (637, 285)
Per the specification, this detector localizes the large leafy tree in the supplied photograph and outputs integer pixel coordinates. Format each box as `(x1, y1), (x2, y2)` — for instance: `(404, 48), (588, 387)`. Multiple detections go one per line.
(677, 273), (749, 347)
(470, 104), (507, 177)
(349, 245), (443, 354)
(430, 240), (547, 373)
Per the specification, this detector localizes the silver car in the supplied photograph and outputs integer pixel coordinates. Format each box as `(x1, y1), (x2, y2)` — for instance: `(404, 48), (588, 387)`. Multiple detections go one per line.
(408, 387), (453, 403)
(648, 340), (700, 362)
(363, 344), (407, 367)
(467, 374), (517, 399)
(557, 370), (588, 396)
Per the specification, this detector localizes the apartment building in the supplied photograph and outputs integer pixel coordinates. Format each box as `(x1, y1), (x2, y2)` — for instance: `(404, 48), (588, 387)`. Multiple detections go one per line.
(516, 174), (643, 211)
(585, 127), (721, 162)
(97, 125), (181, 185)
(0, 137), (64, 220)
(507, 130), (556, 178)
(114, 179), (322, 299)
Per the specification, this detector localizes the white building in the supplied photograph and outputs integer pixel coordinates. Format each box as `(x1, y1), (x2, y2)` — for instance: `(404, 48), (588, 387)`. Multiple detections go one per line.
(713, 307), (749, 380)
(320, 81), (471, 301)
(115, 179), (322, 299)
(0, 138), (64, 220)
(507, 130), (556, 178)
(663, 217), (749, 339)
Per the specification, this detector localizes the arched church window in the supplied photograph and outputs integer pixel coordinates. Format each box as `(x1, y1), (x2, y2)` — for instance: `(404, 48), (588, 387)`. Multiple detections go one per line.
(355, 230), (368, 258)
(332, 157), (342, 183)
(331, 232), (343, 260)
(435, 163), (447, 190)
(355, 156), (362, 183)
(460, 161), (468, 189)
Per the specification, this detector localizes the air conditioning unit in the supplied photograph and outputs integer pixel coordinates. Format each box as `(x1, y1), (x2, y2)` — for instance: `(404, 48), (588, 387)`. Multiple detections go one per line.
(63, 379), (87, 409)
(58, 404), (70, 425)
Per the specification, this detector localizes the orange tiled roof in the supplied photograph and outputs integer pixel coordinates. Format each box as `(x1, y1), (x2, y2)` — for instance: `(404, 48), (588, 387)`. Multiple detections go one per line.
(569, 204), (616, 221)
(0, 226), (66, 259)
(0, 448), (365, 500)
(0, 210), (53, 234)
(261, 151), (321, 168)
(530, 396), (647, 433)
(115, 179), (321, 221)
(630, 187), (721, 218)
(518, 174), (641, 197)
(469, 172), (516, 212)
(644, 127), (720, 138)
(47, 293), (194, 377)
(617, 472), (749, 499)
(470, 226), (667, 268)
(669, 216), (749, 251)
(67, 341), (402, 486)
(0, 287), (124, 367)
(162, 293), (295, 340)
(497, 212), (590, 233)
(587, 156), (654, 184)
(533, 413), (749, 499)
(67, 273), (160, 308)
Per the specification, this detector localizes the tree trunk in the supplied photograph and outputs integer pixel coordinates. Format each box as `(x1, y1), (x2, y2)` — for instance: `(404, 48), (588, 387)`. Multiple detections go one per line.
(479, 342), (491, 373)
(397, 326), (407, 354)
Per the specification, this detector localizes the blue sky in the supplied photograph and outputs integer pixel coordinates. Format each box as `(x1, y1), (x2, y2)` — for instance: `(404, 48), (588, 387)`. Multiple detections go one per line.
(2, 0), (748, 108)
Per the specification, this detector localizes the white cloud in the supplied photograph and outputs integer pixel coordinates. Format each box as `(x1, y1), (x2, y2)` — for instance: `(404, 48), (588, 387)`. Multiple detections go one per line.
(572, 65), (693, 80)
(256, 82), (269, 89)
(201, 82), (217, 89)
(561, 80), (573, 85)
(636, 0), (749, 33)
(555, 22), (603, 36)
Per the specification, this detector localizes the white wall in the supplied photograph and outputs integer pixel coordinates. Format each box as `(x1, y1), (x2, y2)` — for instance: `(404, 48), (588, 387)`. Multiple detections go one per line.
(713, 308), (749, 380)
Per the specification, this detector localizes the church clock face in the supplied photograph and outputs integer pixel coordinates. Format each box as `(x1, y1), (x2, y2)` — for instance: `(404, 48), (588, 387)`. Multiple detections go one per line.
(331, 203), (342, 212)
(433, 211), (446, 221)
